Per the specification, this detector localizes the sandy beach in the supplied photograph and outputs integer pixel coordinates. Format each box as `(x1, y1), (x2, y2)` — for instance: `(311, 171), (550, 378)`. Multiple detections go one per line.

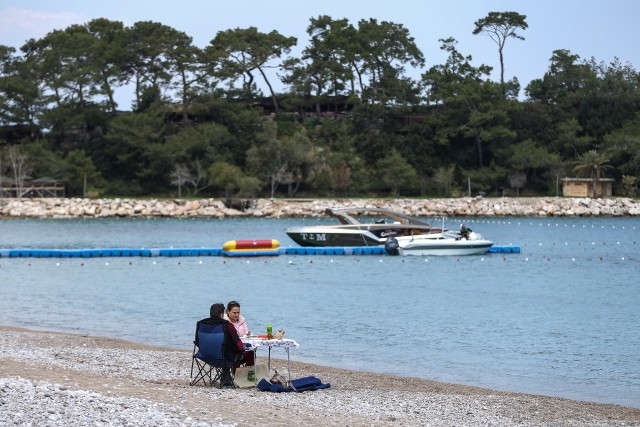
(1, 326), (639, 426)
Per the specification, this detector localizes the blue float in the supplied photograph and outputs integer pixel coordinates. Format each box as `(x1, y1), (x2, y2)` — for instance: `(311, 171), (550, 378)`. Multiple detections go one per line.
(0, 244), (521, 258)
(489, 245), (521, 254)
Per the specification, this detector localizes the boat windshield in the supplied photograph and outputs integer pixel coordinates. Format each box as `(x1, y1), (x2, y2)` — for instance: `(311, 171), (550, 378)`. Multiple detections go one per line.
(325, 208), (430, 226)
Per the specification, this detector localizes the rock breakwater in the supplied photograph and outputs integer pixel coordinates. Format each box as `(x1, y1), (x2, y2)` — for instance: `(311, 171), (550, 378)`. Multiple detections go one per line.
(1, 197), (639, 218)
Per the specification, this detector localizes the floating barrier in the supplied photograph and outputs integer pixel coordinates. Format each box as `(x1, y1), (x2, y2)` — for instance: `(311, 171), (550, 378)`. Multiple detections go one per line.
(488, 245), (521, 254)
(158, 247), (222, 257)
(222, 239), (281, 257)
(284, 246), (349, 256)
(222, 239), (279, 251)
(0, 244), (521, 258)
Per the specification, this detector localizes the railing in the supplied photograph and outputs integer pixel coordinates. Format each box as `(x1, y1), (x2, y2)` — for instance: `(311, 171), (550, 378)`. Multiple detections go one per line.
(0, 183), (66, 198)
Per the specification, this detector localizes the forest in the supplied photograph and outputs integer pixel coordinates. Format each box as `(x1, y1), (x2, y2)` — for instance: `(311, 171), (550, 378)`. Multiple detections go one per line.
(0, 11), (639, 200)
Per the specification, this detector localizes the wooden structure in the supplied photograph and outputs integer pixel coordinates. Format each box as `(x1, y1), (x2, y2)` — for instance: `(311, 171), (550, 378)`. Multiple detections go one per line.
(0, 177), (66, 198)
(561, 177), (614, 197)
(0, 175), (11, 198)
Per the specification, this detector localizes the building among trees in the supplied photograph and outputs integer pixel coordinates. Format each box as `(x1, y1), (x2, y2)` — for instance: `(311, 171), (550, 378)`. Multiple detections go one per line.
(561, 177), (614, 197)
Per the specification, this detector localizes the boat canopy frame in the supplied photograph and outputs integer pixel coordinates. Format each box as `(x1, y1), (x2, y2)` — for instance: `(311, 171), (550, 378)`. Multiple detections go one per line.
(324, 208), (432, 227)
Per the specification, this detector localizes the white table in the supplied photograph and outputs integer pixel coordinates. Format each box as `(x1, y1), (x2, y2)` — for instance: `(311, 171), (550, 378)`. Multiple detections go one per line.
(241, 336), (299, 382)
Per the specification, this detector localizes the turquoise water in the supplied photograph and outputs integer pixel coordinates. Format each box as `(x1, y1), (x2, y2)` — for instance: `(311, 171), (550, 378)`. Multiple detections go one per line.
(0, 216), (639, 408)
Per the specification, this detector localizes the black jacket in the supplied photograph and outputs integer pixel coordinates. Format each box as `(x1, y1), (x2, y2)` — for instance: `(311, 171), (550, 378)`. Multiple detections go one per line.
(196, 316), (244, 362)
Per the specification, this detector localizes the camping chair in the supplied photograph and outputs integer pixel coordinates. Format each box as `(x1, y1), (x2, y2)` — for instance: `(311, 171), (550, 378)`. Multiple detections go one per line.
(190, 321), (235, 388)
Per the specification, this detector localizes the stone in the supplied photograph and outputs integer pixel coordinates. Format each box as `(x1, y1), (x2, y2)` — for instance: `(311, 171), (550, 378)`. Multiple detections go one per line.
(1, 197), (639, 218)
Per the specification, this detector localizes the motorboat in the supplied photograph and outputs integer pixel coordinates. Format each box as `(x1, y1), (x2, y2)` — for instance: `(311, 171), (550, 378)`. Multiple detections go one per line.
(285, 208), (445, 247)
(384, 222), (493, 256)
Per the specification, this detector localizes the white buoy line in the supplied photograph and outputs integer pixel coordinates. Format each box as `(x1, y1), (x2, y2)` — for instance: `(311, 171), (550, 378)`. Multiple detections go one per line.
(463, 218), (636, 230)
(4, 241), (635, 270)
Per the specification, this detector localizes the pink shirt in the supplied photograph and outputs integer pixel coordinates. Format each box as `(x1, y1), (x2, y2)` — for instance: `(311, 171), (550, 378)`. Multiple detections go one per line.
(224, 314), (250, 336)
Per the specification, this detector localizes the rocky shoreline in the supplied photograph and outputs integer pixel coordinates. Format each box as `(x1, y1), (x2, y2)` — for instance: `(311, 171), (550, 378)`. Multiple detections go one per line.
(1, 196), (640, 218)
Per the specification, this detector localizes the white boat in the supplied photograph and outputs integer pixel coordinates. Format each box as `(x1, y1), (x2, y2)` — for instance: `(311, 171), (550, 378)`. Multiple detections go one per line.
(384, 222), (493, 256)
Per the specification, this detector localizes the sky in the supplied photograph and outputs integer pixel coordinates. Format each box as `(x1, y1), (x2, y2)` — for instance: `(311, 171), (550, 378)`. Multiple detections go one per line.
(1, 0), (639, 107)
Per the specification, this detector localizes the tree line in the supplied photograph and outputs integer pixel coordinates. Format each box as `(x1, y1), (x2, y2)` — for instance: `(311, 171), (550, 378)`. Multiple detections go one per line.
(0, 11), (638, 200)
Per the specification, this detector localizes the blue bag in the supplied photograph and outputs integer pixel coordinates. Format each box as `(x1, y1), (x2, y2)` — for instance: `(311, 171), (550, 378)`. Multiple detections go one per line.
(257, 376), (330, 392)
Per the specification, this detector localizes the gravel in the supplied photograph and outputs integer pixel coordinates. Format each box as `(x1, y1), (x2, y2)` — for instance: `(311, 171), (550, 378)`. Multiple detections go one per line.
(1, 326), (639, 426)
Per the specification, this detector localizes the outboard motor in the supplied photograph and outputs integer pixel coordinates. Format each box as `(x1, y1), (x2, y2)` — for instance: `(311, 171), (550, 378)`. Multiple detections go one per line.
(385, 237), (400, 255)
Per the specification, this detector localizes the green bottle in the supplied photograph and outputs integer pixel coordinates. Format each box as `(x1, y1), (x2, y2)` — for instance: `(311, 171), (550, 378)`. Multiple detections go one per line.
(267, 323), (273, 338)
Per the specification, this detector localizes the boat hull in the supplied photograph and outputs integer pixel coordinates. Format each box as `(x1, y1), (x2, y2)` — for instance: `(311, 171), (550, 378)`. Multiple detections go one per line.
(285, 226), (384, 247)
(397, 239), (493, 256)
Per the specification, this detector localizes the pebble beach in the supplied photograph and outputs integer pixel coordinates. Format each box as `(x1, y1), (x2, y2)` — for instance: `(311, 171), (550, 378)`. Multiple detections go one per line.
(1, 326), (639, 426)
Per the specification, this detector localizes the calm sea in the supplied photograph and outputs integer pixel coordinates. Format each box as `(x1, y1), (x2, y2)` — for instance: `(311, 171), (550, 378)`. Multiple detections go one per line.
(0, 215), (638, 408)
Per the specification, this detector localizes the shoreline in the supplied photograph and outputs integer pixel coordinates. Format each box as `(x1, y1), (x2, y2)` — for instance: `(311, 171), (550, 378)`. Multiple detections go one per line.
(1, 196), (640, 218)
(1, 326), (639, 426)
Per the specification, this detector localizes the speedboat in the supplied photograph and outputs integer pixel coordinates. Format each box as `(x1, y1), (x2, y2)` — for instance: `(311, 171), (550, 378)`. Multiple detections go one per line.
(384, 222), (493, 256)
(285, 208), (445, 247)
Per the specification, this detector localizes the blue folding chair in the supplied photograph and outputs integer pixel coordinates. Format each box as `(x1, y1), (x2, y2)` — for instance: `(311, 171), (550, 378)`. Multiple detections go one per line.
(190, 321), (235, 388)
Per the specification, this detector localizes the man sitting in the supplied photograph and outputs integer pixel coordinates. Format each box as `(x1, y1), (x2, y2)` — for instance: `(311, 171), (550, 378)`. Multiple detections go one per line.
(198, 303), (244, 387)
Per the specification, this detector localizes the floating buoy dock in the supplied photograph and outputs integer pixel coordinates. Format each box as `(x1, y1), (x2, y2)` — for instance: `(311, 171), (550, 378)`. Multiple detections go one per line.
(222, 239), (281, 257)
(0, 244), (520, 258)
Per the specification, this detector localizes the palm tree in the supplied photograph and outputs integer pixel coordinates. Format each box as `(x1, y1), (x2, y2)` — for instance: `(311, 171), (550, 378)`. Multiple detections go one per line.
(573, 150), (612, 197)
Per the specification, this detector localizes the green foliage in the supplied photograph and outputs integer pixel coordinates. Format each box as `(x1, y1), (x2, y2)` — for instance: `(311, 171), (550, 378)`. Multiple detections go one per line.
(375, 148), (418, 196)
(204, 27), (297, 112)
(432, 164), (456, 196)
(208, 160), (260, 198)
(423, 38), (517, 169)
(1, 12), (639, 199)
(473, 11), (528, 95)
(621, 175), (636, 197)
(246, 122), (314, 197)
(601, 112), (640, 174)
(507, 139), (561, 171)
(461, 163), (508, 195)
(554, 118), (593, 159)
(282, 16), (354, 98)
(573, 150), (611, 178)
(103, 179), (144, 197)
(62, 149), (104, 196)
(0, 48), (44, 124)
(573, 149), (612, 197)
(355, 18), (425, 106)
(209, 160), (244, 195)
(20, 142), (63, 178)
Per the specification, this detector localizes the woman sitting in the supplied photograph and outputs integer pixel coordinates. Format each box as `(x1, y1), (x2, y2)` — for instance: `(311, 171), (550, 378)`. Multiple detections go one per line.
(224, 300), (255, 367)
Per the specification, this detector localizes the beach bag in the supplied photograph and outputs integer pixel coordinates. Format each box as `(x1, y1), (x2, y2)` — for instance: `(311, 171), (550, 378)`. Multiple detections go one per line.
(234, 364), (269, 388)
(290, 376), (331, 391)
(269, 371), (290, 388)
(257, 375), (330, 393)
